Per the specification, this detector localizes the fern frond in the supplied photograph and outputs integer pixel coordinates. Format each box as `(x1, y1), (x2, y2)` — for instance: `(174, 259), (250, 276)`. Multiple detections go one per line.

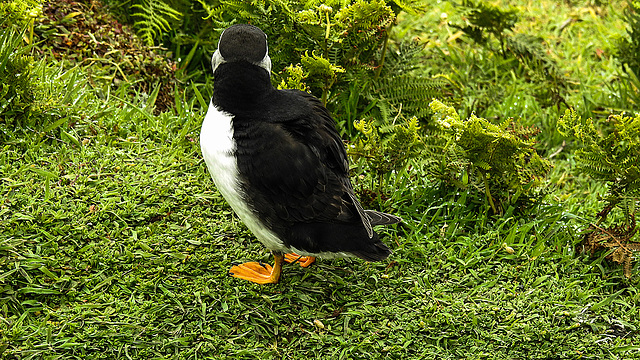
(335, 0), (394, 29)
(454, 0), (518, 45)
(506, 33), (560, 79)
(617, 0), (640, 80)
(372, 41), (451, 122)
(626, 178), (640, 197)
(374, 76), (447, 119)
(560, 109), (640, 230)
(333, 0), (395, 67)
(132, 0), (181, 46)
(427, 100), (551, 211)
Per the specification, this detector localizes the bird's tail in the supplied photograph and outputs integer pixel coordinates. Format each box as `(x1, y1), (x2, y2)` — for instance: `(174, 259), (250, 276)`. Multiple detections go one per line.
(364, 210), (402, 226)
(350, 240), (392, 261)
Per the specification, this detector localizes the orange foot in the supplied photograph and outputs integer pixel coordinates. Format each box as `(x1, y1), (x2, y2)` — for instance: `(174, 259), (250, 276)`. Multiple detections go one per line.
(284, 253), (316, 268)
(229, 253), (284, 284)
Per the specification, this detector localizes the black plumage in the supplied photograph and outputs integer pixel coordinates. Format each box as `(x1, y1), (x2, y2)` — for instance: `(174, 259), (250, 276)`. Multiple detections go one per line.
(201, 24), (401, 283)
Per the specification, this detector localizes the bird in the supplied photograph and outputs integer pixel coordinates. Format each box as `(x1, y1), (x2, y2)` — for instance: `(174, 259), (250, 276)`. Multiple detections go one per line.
(200, 24), (401, 284)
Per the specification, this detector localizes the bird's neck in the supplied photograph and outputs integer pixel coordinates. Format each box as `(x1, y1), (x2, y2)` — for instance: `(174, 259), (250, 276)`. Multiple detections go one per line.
(212, 62), (274, 113)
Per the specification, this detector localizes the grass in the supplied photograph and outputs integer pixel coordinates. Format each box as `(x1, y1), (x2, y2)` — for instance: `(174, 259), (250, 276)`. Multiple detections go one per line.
(3, 153), (639, 359)
(2, 0), (640, 359)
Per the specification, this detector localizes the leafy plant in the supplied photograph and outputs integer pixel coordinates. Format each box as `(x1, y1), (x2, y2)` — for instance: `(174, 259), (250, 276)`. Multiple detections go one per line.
(277, 64), (309, 92)
(330, 39), (453, 137)
(613, 0), (640, 110)
(196, 0), (452, 136)
(0, 26), (35, 130)
(558, 109), (640, 278)
(428, 100), (552, 214)
(450, 0), (568, 113)
(371, 40), (453, 122)
(131, 0), (182, 46)
(454, 0), (518, 55)
(300, 50), (347, 105)
(349, 115), (423, 204)
(0, 0), (42, 44)
(617, 1), (640, 81)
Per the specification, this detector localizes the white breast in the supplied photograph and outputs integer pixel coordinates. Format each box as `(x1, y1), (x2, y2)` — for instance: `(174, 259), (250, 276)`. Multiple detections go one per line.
(200, 102), (286, 252)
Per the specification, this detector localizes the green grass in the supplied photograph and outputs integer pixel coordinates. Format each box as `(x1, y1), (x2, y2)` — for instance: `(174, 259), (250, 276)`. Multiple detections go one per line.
(2, 0), (640, 359)
(2, 140), (638, 359)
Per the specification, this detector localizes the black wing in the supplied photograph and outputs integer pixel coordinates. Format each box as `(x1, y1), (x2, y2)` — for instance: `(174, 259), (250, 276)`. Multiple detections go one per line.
(234, 89), (375, 236)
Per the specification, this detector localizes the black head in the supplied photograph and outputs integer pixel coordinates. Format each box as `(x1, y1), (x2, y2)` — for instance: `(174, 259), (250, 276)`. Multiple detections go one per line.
(212, 24), (271, 74)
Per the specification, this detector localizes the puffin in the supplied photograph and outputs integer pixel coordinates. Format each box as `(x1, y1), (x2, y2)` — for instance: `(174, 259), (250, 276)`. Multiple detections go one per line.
(200, 24), (401, 284)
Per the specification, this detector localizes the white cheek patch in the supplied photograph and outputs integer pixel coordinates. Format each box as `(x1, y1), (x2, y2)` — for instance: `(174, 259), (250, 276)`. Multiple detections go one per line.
(258, 53), (272, 74)
(259, 40), (271, 73)
(211, 49), (225, 73)
(210, 49), (271, 74)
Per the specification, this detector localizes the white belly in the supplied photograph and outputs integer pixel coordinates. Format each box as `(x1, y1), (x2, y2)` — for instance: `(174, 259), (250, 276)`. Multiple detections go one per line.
(200, 102), (286, 252)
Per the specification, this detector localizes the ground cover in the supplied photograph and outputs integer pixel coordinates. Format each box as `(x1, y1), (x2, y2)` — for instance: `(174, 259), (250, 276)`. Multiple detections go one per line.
(1, 0), (639, 359)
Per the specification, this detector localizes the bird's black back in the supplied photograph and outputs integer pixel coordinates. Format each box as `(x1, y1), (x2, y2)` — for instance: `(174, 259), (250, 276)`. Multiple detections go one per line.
(213, 60), (394, 260)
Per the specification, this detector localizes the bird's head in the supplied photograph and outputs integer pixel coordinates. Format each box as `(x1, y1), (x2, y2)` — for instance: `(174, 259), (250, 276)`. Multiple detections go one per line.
(211, 24), (272, 75)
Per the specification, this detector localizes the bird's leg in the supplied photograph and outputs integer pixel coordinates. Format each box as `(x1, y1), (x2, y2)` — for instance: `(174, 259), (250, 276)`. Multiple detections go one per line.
(229, 251), (284, 284)
(284, 253), (316, 268)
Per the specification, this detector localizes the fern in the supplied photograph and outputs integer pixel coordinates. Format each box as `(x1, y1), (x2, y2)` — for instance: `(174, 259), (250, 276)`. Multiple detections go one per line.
(0, 0), (41, 30)
(558, 110), (640, 201)
(375, 76), (447, 118)
(506, 34), (560, 79)
(132, 0), (182, 46)
(300, 51), (346, 103)
(583, 222), (639, 279)
(559, 110), (640, 277)
(455, 0), (518, 54)
(617, 1), (640, 80)
(386, 0), (430, 15)
(349, 115), (424, 202)
(334, 0), (395, 60)
(452, 0), (568, 110)
(428, 100), (551, 213)
(372, 41), (451, 122)
(277, 64), (308, 92)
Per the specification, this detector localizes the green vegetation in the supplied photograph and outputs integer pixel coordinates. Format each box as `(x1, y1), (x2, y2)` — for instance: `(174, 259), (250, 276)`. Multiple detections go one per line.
(559, 110), (640, 278)
(349, 115), (423, 205)
(615, 0), (640, 109)
(428, 100), (552, 214)
(2, 0), (639, 359)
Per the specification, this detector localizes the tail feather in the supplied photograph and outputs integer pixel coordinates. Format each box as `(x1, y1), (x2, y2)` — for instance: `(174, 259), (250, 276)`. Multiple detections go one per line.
(365, 210), (402, 226)
(349, 235), (392, 261)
